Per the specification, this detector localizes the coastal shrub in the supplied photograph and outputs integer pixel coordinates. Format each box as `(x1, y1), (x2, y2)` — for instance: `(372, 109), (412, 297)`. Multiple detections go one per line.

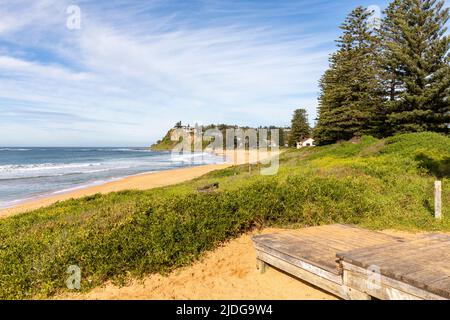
(0, 132), (449, 299)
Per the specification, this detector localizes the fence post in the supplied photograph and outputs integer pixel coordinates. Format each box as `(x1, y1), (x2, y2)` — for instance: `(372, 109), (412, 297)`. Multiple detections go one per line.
(435, 181), (442, 219)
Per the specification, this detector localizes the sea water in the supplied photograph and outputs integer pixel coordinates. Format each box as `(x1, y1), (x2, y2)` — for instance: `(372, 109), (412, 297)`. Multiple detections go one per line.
(0, 147), (224, 208)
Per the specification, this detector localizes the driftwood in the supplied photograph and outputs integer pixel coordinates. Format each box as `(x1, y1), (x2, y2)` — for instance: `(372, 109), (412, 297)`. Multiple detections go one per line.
(197, 182), (219, 193)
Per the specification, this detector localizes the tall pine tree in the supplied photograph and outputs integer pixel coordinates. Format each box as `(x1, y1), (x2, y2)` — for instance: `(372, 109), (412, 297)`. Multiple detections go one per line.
(288, 109), (311, 147)
(315, 7), (385, 145)
(379, 0), (450, 134)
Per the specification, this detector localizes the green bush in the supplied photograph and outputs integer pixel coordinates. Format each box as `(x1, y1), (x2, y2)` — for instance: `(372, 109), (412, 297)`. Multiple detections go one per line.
(0, 132), (449, 299)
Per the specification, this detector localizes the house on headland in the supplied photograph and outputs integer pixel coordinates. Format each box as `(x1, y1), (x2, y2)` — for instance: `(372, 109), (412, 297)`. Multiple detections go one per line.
(296, 138), (315, 149)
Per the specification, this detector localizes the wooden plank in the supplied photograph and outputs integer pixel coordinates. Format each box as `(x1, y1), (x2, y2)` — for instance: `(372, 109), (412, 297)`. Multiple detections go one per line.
(339, 234), (450, 299)
(341, 241), (447, 278)
(253, 234), (341, 274)
(253, 236), (330, 261)
(342, 262), (447, 300)
(286, 231), (365, 252)
(338, 235), (449, 272)
(429, 277), (450, 298)
(253, 224), (404, 277)
(256, 250), (371, 300)
(404, 269), (450, 295)
(256, 258), (268, 274)
(289, 224), (405, 249)
(253, 225), (450, 300)
(254, 243), (342, 283)
(343, 269), (421, 300)
(286, 224), (403, 248)
(336, 235), (420, 264)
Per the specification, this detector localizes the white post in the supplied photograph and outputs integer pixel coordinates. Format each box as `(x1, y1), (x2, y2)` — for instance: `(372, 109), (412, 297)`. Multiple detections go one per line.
(435, 181), (442, 219)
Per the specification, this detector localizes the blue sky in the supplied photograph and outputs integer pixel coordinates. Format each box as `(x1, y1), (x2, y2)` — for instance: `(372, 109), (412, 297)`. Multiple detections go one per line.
(0, 0), (392, 146)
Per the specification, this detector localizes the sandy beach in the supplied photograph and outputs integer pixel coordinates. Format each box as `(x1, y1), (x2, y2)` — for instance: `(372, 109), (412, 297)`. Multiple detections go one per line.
(58, 228), (336, 300)
(57, 228), (419, 300)
(0, 149), (279, 219)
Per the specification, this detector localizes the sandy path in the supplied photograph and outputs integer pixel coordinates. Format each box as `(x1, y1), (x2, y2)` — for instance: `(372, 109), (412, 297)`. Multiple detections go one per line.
(0, 150), (279, 219)
(58, 228), (335, 300)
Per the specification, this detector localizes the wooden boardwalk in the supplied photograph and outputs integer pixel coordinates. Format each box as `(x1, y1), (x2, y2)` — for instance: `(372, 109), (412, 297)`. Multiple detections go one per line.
(252, 224), (450, 300)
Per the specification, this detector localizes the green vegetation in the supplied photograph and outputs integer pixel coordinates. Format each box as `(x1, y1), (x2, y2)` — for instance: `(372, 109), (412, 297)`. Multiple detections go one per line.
(288, 108), (311, 147)
(315, 1), (449, 144)
(150, 128), (180, 151)
(315, 7), (385, 144)
(380, 0), (449, 134)
(1, 132), (449, 299)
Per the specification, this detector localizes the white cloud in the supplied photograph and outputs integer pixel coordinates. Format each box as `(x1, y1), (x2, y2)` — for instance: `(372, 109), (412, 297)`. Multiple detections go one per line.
(0, 0), (336, 146)
(0, 56), (89, 81)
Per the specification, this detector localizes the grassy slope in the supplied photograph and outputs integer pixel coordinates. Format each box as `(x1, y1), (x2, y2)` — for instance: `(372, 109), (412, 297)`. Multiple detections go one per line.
(0, 132), (449, 299)
(150, 129), (178, 151)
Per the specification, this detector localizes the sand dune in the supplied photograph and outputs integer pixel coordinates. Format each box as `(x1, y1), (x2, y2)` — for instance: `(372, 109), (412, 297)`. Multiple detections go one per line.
(58, 228), (335, 300)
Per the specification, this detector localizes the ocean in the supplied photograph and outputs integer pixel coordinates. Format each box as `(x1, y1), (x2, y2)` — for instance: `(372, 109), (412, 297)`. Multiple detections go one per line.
(0, 147), (224, 208)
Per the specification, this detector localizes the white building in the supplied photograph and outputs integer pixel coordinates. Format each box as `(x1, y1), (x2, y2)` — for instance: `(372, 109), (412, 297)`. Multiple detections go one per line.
(296, 138), (316, 149)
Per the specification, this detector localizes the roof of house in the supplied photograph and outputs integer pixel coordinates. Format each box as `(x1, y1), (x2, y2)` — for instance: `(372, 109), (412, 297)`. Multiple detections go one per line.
(298, 137), (315, 143)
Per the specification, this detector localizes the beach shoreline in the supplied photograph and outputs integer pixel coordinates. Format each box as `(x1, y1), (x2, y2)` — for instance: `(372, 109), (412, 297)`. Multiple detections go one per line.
(0, 163), (230, 219)
(0, 149), (279, 219)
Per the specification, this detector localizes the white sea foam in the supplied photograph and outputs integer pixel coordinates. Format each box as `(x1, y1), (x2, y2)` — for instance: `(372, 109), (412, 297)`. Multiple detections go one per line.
(170, 152), (219, 163)
(0, 162), (102, 172)
(0, 148), (224, 208)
